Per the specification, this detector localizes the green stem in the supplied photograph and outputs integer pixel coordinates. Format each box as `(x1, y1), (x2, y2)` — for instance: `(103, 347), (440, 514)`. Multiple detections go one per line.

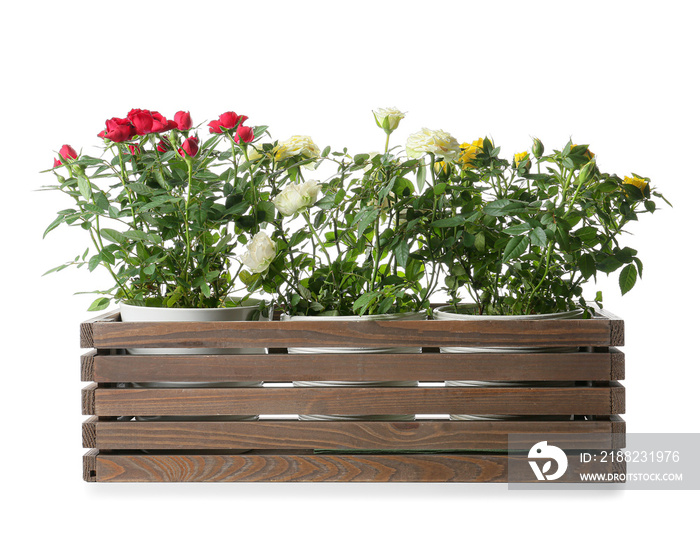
(184, 160), (194, 281)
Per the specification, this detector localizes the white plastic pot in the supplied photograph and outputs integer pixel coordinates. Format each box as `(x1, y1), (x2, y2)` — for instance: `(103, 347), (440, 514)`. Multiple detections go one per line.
(120, 299), (266, 421)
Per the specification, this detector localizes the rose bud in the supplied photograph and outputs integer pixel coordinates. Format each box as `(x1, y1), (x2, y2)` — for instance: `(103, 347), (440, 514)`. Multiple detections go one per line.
(59, 145), (78, 161)
(235, 125), (255, 144)
(532, 137), (544, 159)
(179, 136), (199, 157)
(174, 111), (193, 131)
(156, 139), (169, 152)
(53, 158), (62, 167)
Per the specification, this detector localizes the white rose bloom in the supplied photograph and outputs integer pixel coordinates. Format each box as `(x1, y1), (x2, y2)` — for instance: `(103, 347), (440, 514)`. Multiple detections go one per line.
(406, 128), (461, 162)
(273, 180), (321, 217)
(274, 135), (321, 161)
(241, 232), (276, 274)
(246, 142), (265, 162)
(373, 107), (406, 132)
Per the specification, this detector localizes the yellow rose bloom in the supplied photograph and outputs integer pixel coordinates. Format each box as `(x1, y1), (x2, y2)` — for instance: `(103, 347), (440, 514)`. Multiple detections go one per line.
(572, 143), (594, 160)
(458, 138), (483, 168)
(624, 176), (648, 192)
(514, 151), (529, 166)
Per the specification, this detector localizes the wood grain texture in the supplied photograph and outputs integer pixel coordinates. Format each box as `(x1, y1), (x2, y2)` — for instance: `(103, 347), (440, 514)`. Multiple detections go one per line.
(80, 311), (119, 348)
(83, 350), (624, 383)
(611, 382), (626, 414)
(83, 318), (617, 349)
(83, 450), (98, 482)
(85, 417), (625, 451)
(82, 383), (96, 416)
(86, 386), (620, 416)
(87, 451), (623, 483)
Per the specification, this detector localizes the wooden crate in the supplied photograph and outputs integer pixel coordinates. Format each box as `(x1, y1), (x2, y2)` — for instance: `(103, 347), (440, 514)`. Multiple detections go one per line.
(81, 309), (626, 482)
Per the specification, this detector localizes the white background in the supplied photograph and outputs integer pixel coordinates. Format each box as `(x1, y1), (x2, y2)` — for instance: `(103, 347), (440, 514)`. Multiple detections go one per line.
(2, 0), (698, 546)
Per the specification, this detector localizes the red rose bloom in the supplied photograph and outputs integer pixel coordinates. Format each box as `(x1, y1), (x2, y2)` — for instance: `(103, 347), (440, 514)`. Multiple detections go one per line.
(53, 158), (62, 167)
(208, 111), (248, 134)
(128, 144), (141, 155)
(60, 144), (78, 160)
(179, 136), (199, 157)
(98, 117), (135, 142)
(127, 109), (177, 135)
(234, 125), (255, 144)
(174, 111), (192, 131)
(156, 139), (169, 153)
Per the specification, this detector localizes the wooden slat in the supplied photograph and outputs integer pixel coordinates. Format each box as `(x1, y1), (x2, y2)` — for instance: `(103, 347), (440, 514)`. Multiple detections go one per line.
(85, 451), (625, 482)
(80, 311), (119, 348)
(83, 317), (618, 349)
(84, 417), (625, 451)
(82, 349), (624, 383)
(84, 385), (621, 416)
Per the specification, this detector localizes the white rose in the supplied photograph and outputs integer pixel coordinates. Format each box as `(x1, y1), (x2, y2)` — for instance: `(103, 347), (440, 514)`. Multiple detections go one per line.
(406, 128), (461, 162)
(241, 232), (276, 274)
(274, 135), (321, 161)
(272, 179), (321, 216)
(246, 142), (266, 162)
(373, 107), (406, 132)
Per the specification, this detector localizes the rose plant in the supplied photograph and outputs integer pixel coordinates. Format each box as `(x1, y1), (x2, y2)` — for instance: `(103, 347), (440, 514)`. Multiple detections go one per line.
(43, 108), (276, 310)
(240, 108), (435, 316)
(417, 136), (670, 316)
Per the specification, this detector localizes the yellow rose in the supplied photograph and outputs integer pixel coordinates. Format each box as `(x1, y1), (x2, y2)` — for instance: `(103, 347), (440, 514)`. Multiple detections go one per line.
(572, 143), (594, 160)
(274, 135), (321, 162)
(406, 128), (461, 162)
(623, 176), (648, 192)
(458, 138), (484, 168)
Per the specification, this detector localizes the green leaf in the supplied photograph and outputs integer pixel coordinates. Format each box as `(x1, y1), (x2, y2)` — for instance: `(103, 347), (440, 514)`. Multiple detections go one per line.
(475, 232), (486, 252)
(356, 207), (379, 236)
(77, 176), (92, 200)
(87, 297), (110, 312)
(619, 263), (637, 296)
(416, 162), (426, 192)
(529, 227), (547, 248)
(502, 235), (528, 262)
(579, 253), (596, 279)
(430, 215), (465, 228)
(396, 240), (409, 268)
(43, 215), (64, 238)
(100, 228), (126, 245)
(504, 223), (530, 236)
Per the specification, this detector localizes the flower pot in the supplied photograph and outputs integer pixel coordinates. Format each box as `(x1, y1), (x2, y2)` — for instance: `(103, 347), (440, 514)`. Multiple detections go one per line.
(281, 311), (426, 421)
(120, 299), (266, 421)
(433, 304), (583, 355)
(434, 304), (582, 420)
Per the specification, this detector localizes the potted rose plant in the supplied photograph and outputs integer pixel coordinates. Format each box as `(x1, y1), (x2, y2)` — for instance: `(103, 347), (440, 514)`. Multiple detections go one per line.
(239, 108), (435, 421)
(42, 107), (287, 421)
(409, 134), (669, 414)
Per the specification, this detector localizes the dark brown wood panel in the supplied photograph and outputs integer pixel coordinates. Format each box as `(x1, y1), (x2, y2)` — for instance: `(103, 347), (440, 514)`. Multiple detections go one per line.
(82, 350), (624, 383)
(85, 385), (620, 416)
(84, 417), (625, 451)
(83, 317), (617, 349)
(86, 451), (625, 482)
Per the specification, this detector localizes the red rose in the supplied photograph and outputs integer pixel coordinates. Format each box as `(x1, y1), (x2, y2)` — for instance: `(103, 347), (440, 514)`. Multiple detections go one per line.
(60, 145), (78, 160)
(174, 111), (192, 131)
(53, 158), (62, 167)
(179, 136), (199, 157)
(98, 117), (135, 142)
(208, 111), (248, 133)
(156, 139), (169, 153)
(234, 125), (255, 144)
(127, 109), (176, 135)
(128, 144), (141, 155)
